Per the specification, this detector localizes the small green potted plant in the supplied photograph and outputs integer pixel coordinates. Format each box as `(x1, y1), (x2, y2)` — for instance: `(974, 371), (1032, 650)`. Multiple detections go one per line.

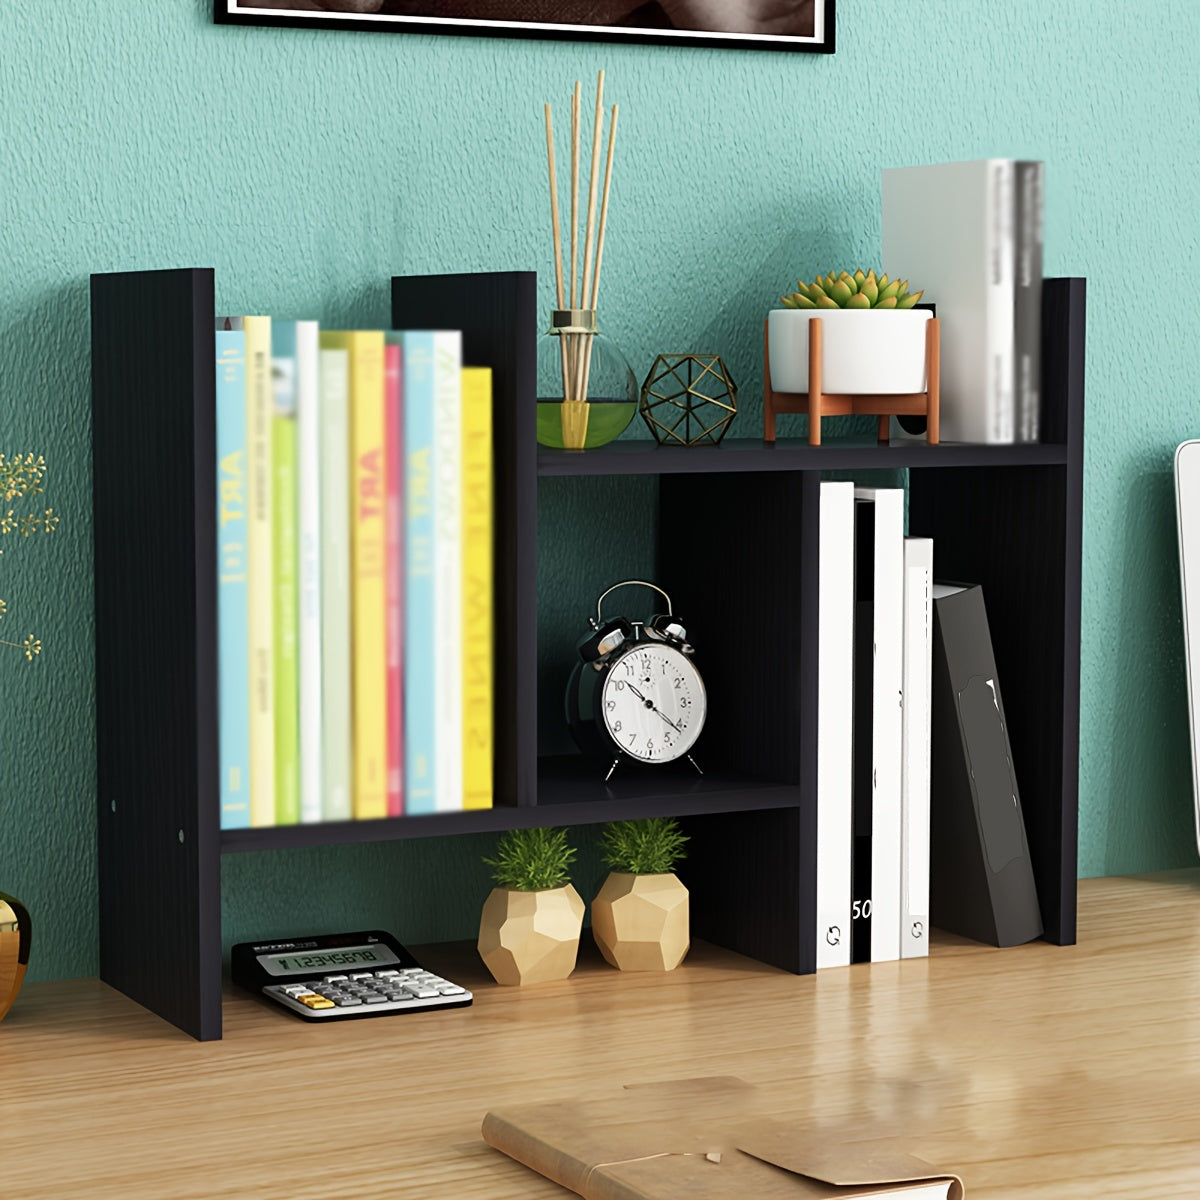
(592, 818), (690, 972)
(477, 826), (585, 986)
(768, 268), (932, 397)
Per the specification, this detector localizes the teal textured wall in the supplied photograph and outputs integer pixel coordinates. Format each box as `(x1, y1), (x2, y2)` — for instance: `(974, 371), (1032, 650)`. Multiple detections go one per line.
(3, 0), (1199, 982)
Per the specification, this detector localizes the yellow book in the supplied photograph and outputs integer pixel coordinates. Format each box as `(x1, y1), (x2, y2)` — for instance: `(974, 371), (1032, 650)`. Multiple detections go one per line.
(461, 367), (493, 810)
(322, 330), (387, 820)
(242, 315), (275, 828)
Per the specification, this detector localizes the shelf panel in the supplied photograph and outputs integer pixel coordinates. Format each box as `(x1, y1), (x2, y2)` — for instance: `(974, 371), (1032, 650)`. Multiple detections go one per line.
(537, 437), (1070, 476)
(220, 758), (800, 852)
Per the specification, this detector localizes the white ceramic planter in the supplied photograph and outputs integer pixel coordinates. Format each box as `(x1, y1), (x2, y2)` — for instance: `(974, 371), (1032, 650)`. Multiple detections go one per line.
(767, 308), (931, 395)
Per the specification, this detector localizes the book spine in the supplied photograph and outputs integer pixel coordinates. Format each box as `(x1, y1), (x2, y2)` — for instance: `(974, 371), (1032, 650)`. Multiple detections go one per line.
(816, 481), (854, 968)
(244, 315), (275, 827)
(1014, 160), (1044, 443)
(433, 331), (464, 813)
(855, 487), (904, 964)
(988, 159), (1016, 444)
(345, 331), (388, 820)
(402, 332), (437, 815)
(215, 329), (250, 831)
(271, 322), (300, 826)
(384, 342), (405, 818)
(295, 320), (323, 824)
(901, 537), (934, 959)
(461, 367), (494, 812)
(318, 344), (353, 823)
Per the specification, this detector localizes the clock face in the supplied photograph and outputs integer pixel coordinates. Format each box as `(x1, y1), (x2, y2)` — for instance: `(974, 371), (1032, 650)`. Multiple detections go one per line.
(599, 642), (706, 763)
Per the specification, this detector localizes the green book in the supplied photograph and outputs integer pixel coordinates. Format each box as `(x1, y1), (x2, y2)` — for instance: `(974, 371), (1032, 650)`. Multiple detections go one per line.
(271, 322), (301, 825)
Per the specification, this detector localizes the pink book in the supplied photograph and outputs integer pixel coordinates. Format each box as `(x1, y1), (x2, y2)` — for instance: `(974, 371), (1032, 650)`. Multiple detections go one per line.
(384, 342), (405, 817)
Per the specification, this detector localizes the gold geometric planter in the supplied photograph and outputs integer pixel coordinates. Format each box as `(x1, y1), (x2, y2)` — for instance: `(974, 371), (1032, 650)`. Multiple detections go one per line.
(477, 884), (585, 986)
(591, 872), (689, 971)
(0, 891), (31, 1022)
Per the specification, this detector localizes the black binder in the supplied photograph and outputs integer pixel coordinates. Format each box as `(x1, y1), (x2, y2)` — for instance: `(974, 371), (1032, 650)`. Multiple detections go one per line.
(930, 583), (1043, 947)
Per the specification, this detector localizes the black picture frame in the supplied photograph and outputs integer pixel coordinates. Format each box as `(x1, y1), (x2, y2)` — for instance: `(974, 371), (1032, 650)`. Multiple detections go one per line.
(213, 1), (835, 54)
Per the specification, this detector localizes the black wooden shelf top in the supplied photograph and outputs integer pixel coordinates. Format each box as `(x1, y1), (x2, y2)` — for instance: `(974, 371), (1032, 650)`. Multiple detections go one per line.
(220, 758), (799, 853)
(537, 437), (1070, 476)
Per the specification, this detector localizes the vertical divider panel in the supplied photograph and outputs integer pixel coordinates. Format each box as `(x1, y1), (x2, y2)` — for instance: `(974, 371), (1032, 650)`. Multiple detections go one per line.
(91, 268), (222, 1040)
(391, 273), (537, 807)
(661, 469), (818, 972)
(908, 278), (1083, 946)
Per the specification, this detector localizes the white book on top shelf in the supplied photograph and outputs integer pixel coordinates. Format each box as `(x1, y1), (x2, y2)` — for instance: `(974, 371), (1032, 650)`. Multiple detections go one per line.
(852, 486), (904, 965)
(882, 159), (1015, 445)
(901, 536), (934, 959)
(816, 481), (855, 970)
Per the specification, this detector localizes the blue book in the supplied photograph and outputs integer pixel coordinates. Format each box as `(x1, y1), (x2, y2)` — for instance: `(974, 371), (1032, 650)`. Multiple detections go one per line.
(216, 328), (250, 830)
(401, 331), (437, 815)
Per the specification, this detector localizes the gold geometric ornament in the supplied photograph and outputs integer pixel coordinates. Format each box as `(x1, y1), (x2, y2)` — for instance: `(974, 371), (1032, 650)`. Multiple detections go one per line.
(639, 354), (738, 446)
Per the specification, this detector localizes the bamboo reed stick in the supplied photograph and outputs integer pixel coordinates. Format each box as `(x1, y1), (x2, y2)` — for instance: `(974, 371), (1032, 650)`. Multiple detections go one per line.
(543, 103), (565, 310)
(570, 81), (580, 310)
(578, 70), (605, 317)
(589, 103), (619, 311)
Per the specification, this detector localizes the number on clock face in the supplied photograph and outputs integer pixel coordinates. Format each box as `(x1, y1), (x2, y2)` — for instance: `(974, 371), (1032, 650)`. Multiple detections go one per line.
(599, 643), (706, 763)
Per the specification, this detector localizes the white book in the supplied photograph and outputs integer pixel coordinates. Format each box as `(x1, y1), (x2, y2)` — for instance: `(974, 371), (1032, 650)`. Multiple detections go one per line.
(816, 481), (855, 970)
(854, 487), (904, 964)
(901, 537), (934, 958)
(882, 159), (1015, 444)
(432, 330), (464, 812)
(294, 320), (323, 824)
(318, 347), (353, 823)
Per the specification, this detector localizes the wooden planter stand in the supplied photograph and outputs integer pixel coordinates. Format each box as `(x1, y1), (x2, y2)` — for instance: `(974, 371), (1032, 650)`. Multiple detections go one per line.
(763, 315), (941, 445)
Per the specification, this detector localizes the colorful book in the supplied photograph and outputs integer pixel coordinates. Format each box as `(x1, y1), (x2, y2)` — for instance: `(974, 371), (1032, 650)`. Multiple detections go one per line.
(215, 328), (250, 831)
(324, 330), (387, 820)
(384, 341), (405, 818)
(294, 320), (323, 825)
(318, 344), (353, 823)
(271, 322), (301, 826)
(432, 331), (464, 812)
(401, 331), (437, 815)
(461, 366), (493, 812)
(219, 315), (275, 827)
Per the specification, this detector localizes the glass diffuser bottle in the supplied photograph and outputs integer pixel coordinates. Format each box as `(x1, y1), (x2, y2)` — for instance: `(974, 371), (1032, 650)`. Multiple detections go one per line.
(536, 307), (637, 450)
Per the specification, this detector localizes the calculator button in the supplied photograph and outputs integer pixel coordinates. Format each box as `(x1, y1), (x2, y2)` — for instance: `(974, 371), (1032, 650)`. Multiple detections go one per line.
(324, 975), (349, 983)
(375, 969), (400, 978)
(437, 985), (466, 995)
(407, 986), (439, 999)
(363, 994), (389, 1004)
(335, 996), (364, 1007)
(298, 994), (335, 1009)
(349, 973), (375, 980)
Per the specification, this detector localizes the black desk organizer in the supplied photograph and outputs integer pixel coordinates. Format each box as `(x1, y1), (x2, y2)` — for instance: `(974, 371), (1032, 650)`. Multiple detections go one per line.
(91, 270), (1084, 1039)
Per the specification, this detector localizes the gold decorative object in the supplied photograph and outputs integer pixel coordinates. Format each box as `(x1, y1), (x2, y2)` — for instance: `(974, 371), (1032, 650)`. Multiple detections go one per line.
(639, 355), (738, 446)
(0, 453), (56, 660)
(535, 70), (636, 451)
(591, 872), (690, 971)
(0, 891), (31, 1021)
(477, 885), (586, 986)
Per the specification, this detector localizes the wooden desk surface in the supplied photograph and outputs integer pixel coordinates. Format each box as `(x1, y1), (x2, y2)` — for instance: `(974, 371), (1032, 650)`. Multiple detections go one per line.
(4, 871), (1200, 1199)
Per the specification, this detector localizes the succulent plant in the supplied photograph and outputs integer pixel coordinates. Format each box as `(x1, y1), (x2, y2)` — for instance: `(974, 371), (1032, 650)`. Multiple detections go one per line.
(779, 269), (924, 311)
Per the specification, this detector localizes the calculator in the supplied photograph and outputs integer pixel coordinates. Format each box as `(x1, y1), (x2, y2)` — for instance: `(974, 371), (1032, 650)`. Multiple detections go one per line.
(231, 930), (473, 1021)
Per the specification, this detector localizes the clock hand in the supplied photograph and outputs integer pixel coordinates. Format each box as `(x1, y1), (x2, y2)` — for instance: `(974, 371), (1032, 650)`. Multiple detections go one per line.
(654, 708), (684, 734)
(625, 682), (647, 701)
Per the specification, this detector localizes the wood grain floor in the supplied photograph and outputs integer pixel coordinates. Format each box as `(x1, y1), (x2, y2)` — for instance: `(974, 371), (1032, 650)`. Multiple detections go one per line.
(3, 871), (1199, 1198)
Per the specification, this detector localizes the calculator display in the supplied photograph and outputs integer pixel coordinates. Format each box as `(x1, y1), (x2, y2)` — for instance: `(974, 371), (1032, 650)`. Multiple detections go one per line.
(260, 943), (400, 976)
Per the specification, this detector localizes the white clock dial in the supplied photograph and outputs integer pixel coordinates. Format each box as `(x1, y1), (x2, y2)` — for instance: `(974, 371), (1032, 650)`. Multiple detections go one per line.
(599, 643), (706, 763)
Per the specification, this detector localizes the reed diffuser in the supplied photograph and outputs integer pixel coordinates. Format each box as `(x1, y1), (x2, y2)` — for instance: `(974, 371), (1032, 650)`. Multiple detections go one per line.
(536, 71), (636, 451)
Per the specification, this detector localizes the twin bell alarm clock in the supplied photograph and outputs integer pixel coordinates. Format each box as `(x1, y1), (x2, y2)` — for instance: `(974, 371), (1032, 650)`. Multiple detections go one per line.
(565, 580), (706, 780)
